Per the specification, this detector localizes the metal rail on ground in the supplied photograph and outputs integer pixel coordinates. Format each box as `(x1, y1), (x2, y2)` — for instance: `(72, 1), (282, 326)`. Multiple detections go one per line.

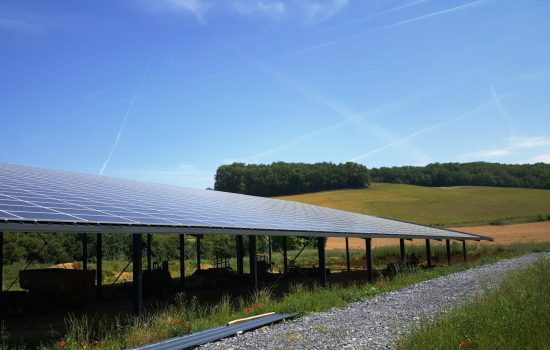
(131, 313), (294, 350)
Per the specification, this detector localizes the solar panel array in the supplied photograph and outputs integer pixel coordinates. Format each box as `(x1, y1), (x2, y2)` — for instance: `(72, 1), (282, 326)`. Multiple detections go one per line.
(0, 163), (487, 240)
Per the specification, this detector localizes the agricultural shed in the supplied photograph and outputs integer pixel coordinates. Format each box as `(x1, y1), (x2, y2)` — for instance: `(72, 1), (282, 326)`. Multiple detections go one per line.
(0, 162), (492, 315)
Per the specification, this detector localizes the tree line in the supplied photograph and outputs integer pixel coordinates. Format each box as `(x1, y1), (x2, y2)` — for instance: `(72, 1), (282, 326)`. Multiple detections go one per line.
(214, 162), (371, 197)
(370, 162), (550, 189)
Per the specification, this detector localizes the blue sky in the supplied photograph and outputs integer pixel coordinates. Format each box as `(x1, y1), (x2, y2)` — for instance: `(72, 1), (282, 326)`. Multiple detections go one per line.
(1, 0), (549, 189)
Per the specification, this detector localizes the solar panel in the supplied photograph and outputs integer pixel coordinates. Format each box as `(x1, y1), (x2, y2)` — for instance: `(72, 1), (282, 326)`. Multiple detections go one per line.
(0, 163), (490, 240)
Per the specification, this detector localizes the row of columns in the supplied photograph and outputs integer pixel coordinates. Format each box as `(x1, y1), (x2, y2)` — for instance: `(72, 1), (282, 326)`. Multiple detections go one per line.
(0, 231), (471, 317)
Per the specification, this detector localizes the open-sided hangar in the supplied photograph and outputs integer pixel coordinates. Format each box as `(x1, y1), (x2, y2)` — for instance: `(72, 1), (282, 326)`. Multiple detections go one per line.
(0, 162), (491, 316)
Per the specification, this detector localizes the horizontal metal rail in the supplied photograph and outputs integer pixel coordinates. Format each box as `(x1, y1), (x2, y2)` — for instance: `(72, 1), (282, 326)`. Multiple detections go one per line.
(131, 313), (294, 350)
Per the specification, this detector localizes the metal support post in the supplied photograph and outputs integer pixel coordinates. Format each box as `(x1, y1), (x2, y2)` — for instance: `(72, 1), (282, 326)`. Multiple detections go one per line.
(132, 233), (143, 316)
(462, 240), (467, 262)
(282, 236), (288, 275)
(96, 233), (103, 299)
(249, 235), (258, 290)
(399, 238), (405, 263)
(268, 236), (273, 273)
(317, 237), (326, 286)
(365, 238), (373, 282)
(196, 236), (201, 271)
(236, 235), (244, 275)
(446, 239), (451, 266)
(179, 234), (185, 288)
(0, 231), (3, 292)
(345, 237), (351, 272)
(426, 239), (432, 268)
(147, 233), (152, 271)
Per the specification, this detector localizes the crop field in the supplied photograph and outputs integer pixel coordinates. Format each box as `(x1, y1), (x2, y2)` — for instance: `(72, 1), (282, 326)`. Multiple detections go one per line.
(277, 183), (550, 227)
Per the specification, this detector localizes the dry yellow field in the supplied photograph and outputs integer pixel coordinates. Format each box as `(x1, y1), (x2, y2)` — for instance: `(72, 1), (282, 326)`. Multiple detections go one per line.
(326, 221), (550, 250)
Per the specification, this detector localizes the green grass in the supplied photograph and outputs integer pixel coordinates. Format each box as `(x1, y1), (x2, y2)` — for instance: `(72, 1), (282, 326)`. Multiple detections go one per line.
(25, 243), (548, 349)
(277, 183), (550, 227)
(397, 257), (550, 350)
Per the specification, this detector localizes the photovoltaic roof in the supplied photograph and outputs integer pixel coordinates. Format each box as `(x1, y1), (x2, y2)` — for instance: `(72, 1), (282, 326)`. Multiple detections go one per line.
(0, 163), (490, 240)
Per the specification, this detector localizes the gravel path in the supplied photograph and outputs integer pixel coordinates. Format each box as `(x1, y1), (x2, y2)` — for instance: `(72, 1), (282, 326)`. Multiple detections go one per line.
(200, 253), (549, 350)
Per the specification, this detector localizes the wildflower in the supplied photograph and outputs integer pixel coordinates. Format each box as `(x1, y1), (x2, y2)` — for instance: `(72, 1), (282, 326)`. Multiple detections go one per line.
(173, 319), (180, 326)
(79, 340), (86, 347)
(59, 341), (66, 348)
(244, 307), (252, 313)
(183, 321), (191, 331)
(459, 340), (468, 348)
(472, 338), (478, 344)
(92, 339), (99, 347)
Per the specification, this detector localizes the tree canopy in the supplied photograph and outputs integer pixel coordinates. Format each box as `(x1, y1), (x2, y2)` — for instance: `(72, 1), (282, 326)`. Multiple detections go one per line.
(214, 161), (371, 197)
(370, 162), (550, 189)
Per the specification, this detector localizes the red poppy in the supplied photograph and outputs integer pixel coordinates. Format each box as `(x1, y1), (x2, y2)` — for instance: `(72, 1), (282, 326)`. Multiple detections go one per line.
(459, 340), (468, 348)
(183, 321), (191, 331)
(173, 319), (180, 325)
(59, 341), (66, 348)
(472, 338), (478, 344)
(92, 339), (99, 347)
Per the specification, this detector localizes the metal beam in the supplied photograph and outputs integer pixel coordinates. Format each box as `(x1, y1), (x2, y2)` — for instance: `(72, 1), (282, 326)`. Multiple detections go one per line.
(147, 233), (152, 272)
(282, 236), (288, 276)
(82, 233), (88, 271)
(249, 235), (258, 290)
(132, 233), (143, 316)
(236, 235), (244, 275)
(365, 238), (373, 282)
(96, 233), (102, 299)
(345, 237), (351, 272)
(196, 236), (201, 271)
(317, 237), (326, 286)
(446, 239), (451, 266)
(462, 240), (467, 262)
(399, 238), (405, 263)
(179, 234), (185, 289)
(0, 221), (493, 241)
(426, 239), (432, 268)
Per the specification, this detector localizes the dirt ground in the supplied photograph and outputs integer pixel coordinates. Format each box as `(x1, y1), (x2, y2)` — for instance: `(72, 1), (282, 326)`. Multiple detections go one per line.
(326, 221), (550, 250)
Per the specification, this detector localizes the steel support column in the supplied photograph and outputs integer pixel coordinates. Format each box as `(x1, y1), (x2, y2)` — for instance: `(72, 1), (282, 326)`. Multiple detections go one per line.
(236, 235), (244, 275)
(132, 233), (143, 316)
(146, 233), (152, 271)
(282, 236), (288, 276)
(268, 236), (273, 273)
(179, 234), (185, 289)
(365, 238), (373, 282)
(96, 233), (102, 299)
(196, 236), (201, 271)
(446, 239), (451, 266)
(345, 237), (351, 272)
(425, 239), (432, 268)
(0, 231), (3, 292)
(249, 235), (258, 290)
(317, 237), (326, 286)
(399, 238), (405, 263)
(82, 233), (88, 271)
(462, 240), (467, 262)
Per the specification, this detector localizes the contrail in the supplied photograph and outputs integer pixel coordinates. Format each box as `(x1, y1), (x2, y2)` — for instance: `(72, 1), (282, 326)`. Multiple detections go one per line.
(348, 100), (493, 162)
(278, 0), (492, 59)
(323, 0), (431, 32)
(489, 81), (513, 137)
(99, 62), (151, 175)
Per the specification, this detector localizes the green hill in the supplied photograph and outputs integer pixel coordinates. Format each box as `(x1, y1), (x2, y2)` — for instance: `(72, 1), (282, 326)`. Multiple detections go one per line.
(277, 183), (550, 227)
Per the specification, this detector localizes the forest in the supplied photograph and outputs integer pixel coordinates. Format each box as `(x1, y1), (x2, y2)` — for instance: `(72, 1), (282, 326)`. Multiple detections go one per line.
(214, 161), (371, 196)
(370, 162), (550, 189)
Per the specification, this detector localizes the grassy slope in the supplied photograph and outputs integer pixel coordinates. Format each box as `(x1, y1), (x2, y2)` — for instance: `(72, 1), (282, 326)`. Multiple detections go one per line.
(397, 257), (550, 350)
(277, 183), (550, 227)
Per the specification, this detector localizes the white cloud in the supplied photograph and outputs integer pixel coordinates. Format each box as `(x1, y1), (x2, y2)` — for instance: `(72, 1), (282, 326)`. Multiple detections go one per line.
(527, 154), (550, 163)
(233, 1), (287, 18)
(300, 0), (348, 22)
(143, 0), (209, 23)
(461, 136), (550, 160)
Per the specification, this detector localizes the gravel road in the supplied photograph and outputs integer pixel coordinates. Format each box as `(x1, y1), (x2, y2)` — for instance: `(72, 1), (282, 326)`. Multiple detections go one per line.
(199, 253), (549, 350)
